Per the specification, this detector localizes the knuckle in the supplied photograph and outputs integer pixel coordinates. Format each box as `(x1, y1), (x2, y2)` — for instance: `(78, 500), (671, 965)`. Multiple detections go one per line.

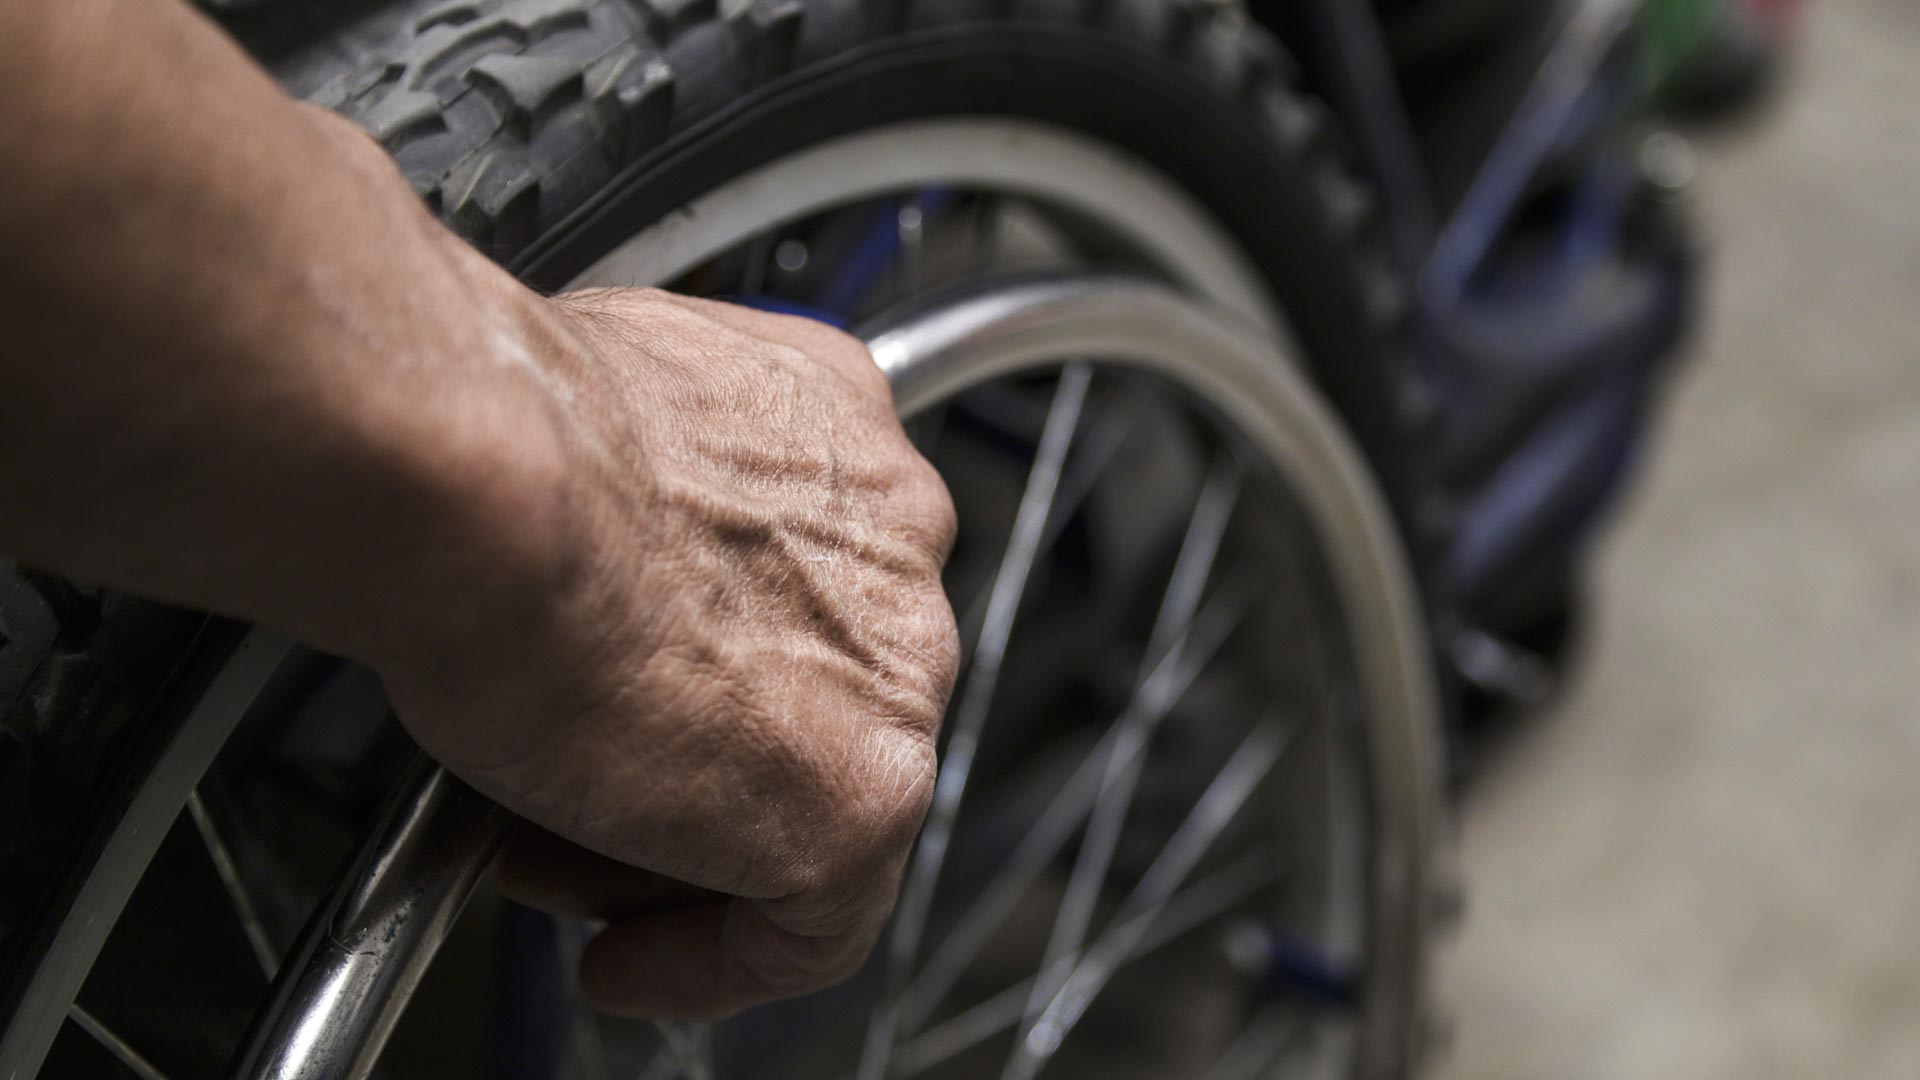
(877, 639), (955, 749)
(887, 457), (958, 559)
(827, 337), (890, 393)
(899, 589), (960, 693)
(845, 339), (888, 382)
(744, 309), (876, 379)
(800, 320), (872, 362)
(923, 596), (963, 694)
(863, 727), (940, 847)
(797, 732), (935, 899)
(917, 466), (960, 553)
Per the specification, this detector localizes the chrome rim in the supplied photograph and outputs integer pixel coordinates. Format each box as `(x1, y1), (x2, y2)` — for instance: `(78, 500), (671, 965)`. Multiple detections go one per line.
(572, 120), (1285, 338)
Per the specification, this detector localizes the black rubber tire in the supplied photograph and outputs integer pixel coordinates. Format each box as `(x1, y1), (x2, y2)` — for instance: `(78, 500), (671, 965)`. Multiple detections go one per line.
(218, 0), (1416, 503)
(4, 0), (1428, 1073)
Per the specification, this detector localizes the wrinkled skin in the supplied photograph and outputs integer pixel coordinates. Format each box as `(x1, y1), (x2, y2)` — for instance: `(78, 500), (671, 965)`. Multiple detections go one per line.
(0, 0), (960, 1021)
(391, 289), (961, 1018)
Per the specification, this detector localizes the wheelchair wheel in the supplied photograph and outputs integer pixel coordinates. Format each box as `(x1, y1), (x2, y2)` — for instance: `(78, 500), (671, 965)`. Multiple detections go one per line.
(0, 1), (1443, 1076)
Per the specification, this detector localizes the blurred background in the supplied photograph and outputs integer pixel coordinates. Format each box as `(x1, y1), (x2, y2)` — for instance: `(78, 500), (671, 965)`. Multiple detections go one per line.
(1434, 1), (1920, 1077)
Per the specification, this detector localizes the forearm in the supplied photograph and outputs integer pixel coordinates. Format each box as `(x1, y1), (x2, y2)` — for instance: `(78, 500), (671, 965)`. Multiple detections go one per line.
(0, 0), (576, 667)
(0, 4), (966, 1020)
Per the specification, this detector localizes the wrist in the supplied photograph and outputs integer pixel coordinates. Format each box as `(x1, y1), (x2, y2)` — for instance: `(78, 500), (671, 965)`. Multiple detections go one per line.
(321, 269), (599, 685)
(256, 109), (608, 685)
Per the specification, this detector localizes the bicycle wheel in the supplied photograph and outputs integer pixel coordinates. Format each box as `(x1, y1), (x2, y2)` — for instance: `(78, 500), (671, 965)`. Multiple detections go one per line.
(0, 1), (1442, 1077)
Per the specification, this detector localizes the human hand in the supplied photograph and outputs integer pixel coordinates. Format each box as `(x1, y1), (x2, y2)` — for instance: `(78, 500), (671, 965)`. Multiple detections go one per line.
(0, 5), (954, 1019)
(380, 287), (959, 1018)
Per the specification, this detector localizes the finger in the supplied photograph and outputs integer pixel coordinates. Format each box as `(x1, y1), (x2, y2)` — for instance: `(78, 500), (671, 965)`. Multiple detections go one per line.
(579, 897), (875, 1019)
(494, 821), (716, 918)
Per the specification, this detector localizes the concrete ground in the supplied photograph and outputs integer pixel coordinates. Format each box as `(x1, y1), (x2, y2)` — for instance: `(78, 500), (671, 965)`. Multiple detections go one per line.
(1432, 2), (1920, 1078)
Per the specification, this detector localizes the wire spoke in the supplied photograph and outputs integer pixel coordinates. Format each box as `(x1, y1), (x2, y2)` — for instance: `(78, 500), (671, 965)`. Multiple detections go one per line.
(570, 1012), (610, 1080)
(1201, 1003), (1298, 1080)
(897, 575), (1257, 1031)
(1008, 719), (1294, 1078)
(954, 381), (1151, 646)
(1038, 384), (1149, 551)
(185, 790), (278, 979)
(552, 920), (610, 1080)
(888, 852), (1281, 1079)
(1009, 455), (1242, 1064)
(859, 365), (1093, 1080)
(692, 1025), (715, 1080)
(635, 1044), (682, 1080)
(652, 1021), (714, 1080)
(68, 1005), (172, 1080)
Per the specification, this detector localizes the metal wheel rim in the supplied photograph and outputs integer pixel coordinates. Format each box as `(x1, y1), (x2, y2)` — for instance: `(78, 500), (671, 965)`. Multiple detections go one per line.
(570, 119), (1286, 338)
(870, 277), (1435, 1080)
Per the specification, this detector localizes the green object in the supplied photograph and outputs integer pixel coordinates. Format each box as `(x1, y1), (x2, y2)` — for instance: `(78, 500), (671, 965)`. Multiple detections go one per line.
(1637, 0), (1734, 101)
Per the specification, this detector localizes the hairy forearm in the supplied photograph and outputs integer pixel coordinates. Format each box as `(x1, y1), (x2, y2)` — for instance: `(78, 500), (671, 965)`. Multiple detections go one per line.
(0, 0), (577, 667)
